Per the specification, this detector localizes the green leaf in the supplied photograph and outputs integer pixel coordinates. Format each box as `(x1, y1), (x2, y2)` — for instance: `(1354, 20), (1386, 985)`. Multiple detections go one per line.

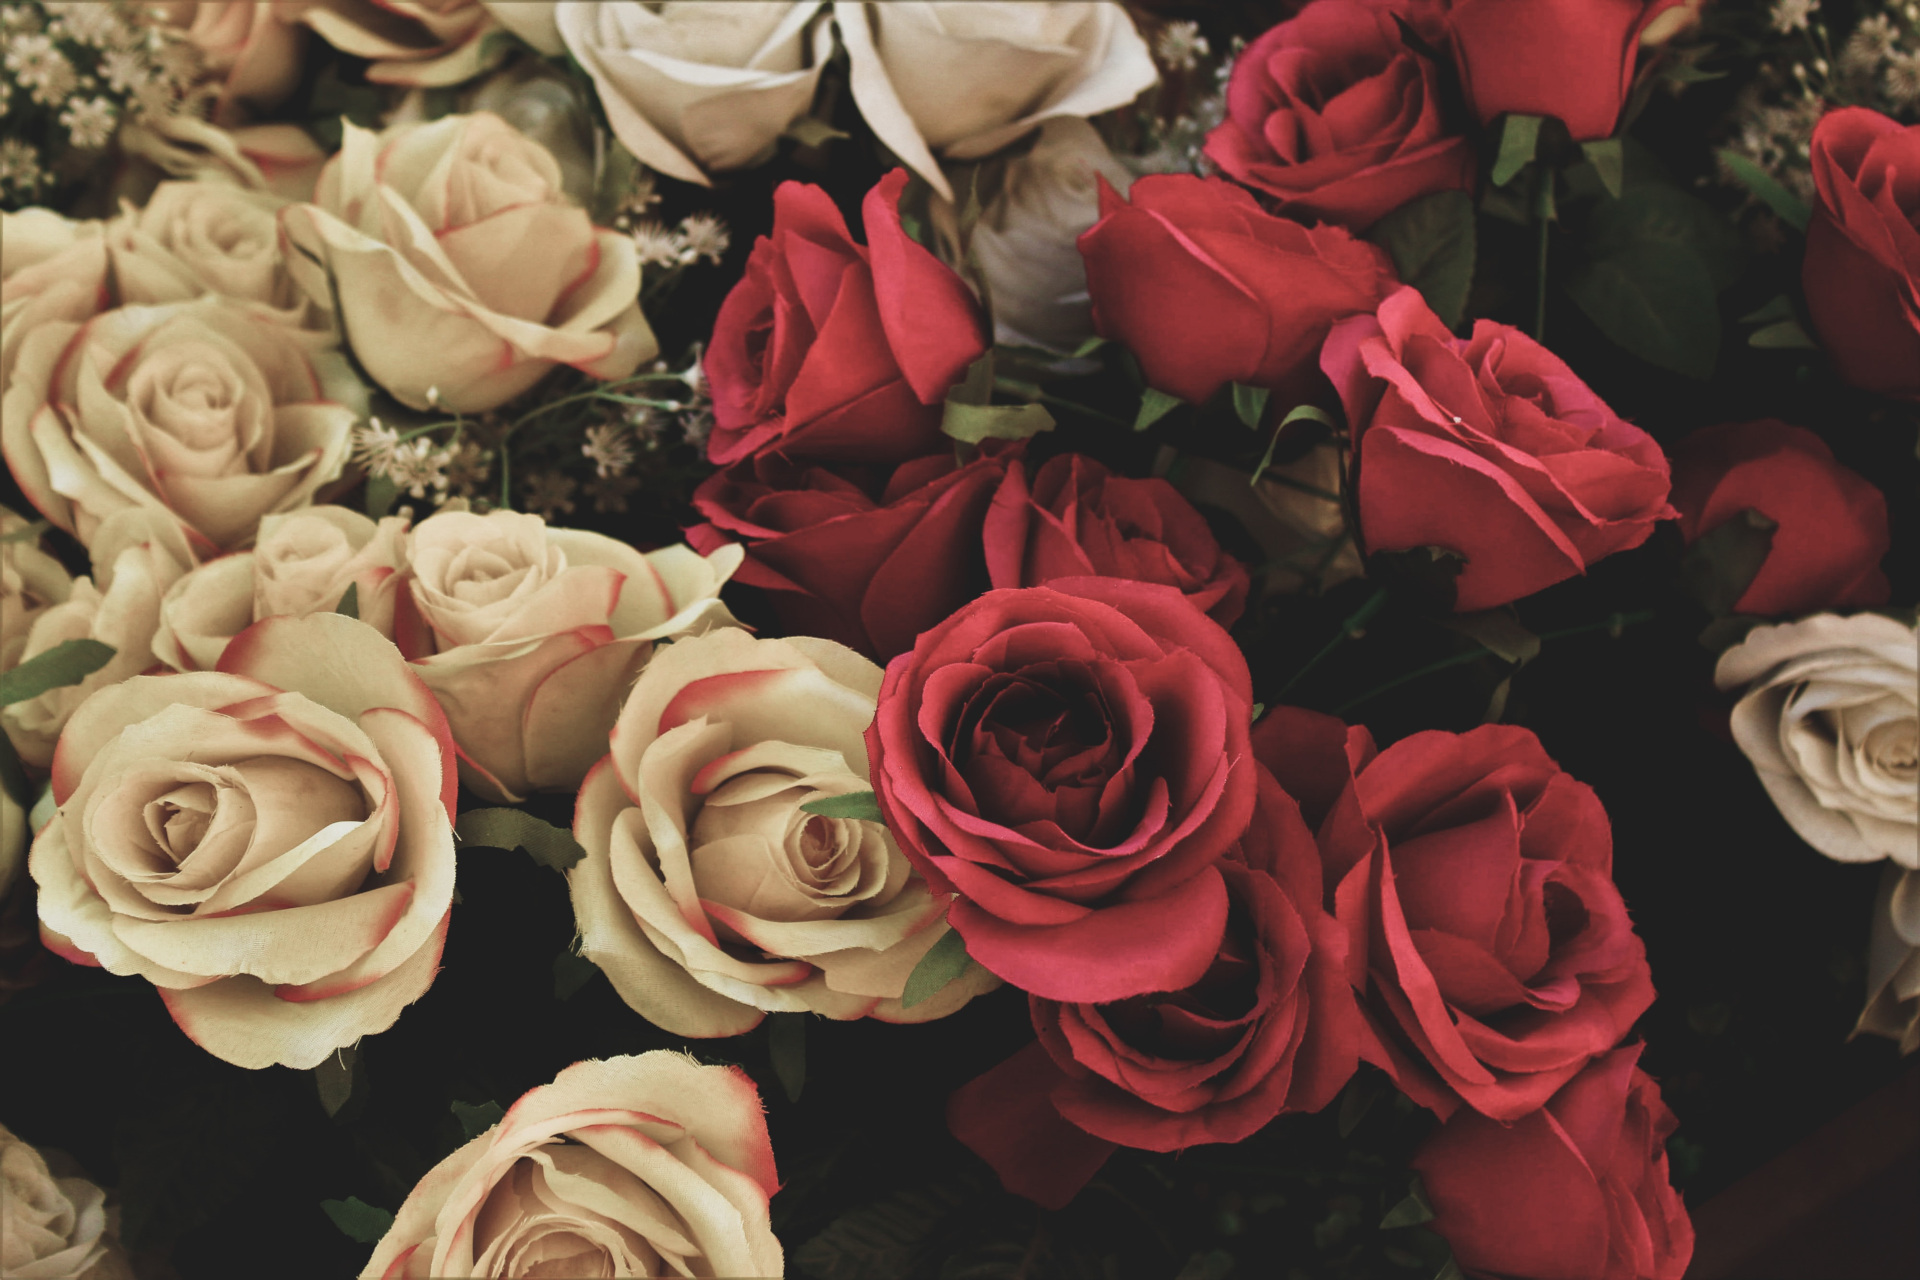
(1492, 114), (1543, 187)
(365, 473), (399, 519)
(321, 1197), (394, 1245)
(1749, 319), (1816, 349)
(1435, 1258), (1467, 1280)
(1367, 190), (1477, 329)
(1231, 383), (1270, 430)
(1134, 387), (1183, 432)
(1740, 294), (1796, 325)
(1250, 404), (1339, 487)
(1564, 241), (1721, 379)
(0, 639), (115, 707)
(1682, 508), (1777, 618)
(940, 399), (1055, 444)
(451, 1100), (504, 1140)
(784, 116), (849, 148)
(456, 808), (587, 874)
(792, 1175), (984, 1280)
(553, 946), (599, 1001)
(900, 927), (974, 1009)
(1070, 335), (1108, 358)
(799, 791), (883, 822)
(313, 1045), (360, 1119)
(333, 583), (359, 619)
(1581, 138), (1625, 199)
(1717, 149), (1811, 231)
(769, 1012), (807, 1104)
(1381, 1195), (1436, 1231)
(1441, 609), (1541, 667)
(1584, 183), (1743, 290)
(1336, 1072), (1384, 1138)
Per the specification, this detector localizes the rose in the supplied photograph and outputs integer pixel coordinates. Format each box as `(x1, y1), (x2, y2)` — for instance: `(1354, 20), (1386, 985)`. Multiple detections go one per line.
(1079, 174), (1399, 406)
(1802, 106), (1920, 402)
(2, 511), (193, 769)
(985, 452), (1250, 628)
(154, 2), (307, 125)
(868, 579), (1259, 1002)
(1260, 706), (1656, 1120)
(29, 612), (458, 1070)
(569, 628), (998, 1037)
(947, 734), (1361, 1209)
(0, 1124), (134, 1280)
(2, 211), (102, 394)
(1443, 0), (1691, 142)
(1, 505), (73, 675)
(1203, 0), (1476, 230)
(115, 116), (331, 204)
(395, 509), (741, 803)
(687, 447), (1014, 663)
(704, 169), (988, 467)
(549, 2), (832, 187)
(1715, 613), (1917, 868)
(363, 1051), (782, 1279)
(154, 507), (410, 672)
(1326, 286), (1674, 611)
(1671, 420), (1891, 617)
(1413, 1045), (1694, 1280)
(300, 0), (506, 88)
(1858, 867), (1920, 1054)
(836, 1), (1157, 201)
(281, 113), (656, 413)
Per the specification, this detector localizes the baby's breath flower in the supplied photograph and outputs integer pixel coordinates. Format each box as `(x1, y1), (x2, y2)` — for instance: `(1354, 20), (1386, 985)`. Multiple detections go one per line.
(389, 439), (452, 499)
(522, 471), (577, 520)
(679, 407), (713, 451)
(99, 47), (147, 94)
(676, 213), (730, 265)
(1770, 0), (1820, 33)
(630, 220), (686, 269)
(1154, 20), (1209, 72)
(57, 97), (116, 150)
(0, 6), (39, 37)
(586, 473), (641, 514)
(0, 137), (44, 197)
(350, 418), (403, 474)
(442, 440), (493, 497)
(581, 422), (635, 478)
(1888, 50), (1920, 107)
(8, 32), (76, 105)
(50, 4), (124, 48)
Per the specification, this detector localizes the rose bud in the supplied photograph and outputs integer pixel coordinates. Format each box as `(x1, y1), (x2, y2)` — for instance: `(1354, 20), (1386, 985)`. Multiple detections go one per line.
(0, 1123), (135, 1280)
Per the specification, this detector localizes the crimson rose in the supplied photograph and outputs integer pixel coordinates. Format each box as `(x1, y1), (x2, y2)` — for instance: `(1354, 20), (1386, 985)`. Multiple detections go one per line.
(1204, 0), (1475, 230)
(984, 453), (1250, 628)
(703, 168), (989, 466)
(1078, 174), (1398, 405)
(1261, 707), (1656, 1121)
(1414, 1044), (1694, 1280)
(1326, 286), (1674, 611)
(1802, 107), (1920, 402)
(867, 579), (1257, 1003)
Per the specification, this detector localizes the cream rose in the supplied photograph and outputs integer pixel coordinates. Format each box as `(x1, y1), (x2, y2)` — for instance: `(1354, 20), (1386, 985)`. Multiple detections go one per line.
(363, 1051), (781, 1279)
(0, 1124), (133, 1280)
(836, 0), (1157, 200)
(155, 506), (409, 672)
(571, 627), (997, 1037)
(397, 509), (741, 802)
(1, 210), (104, 395)
(553, 1), (832, 187)
(281, 112), (656, 413)
(1, 296), (358, 556)
(154, 1), (308, 125)
(116, 116), (331, 203)
(1716, 613), (1918, 867)
(2, 510), (194, 770)
(30, 612), (458, 1070)
(301, 0), (506, 88)
(1, 505), (74, 675)
(1859, 866), (1920, 1055)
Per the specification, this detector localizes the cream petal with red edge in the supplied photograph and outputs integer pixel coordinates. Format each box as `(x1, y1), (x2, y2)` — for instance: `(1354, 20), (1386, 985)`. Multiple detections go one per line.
(565, 1125), (776, 1279)
(154, 553), (258, 671)
(518, 637), (651, 794)
(49, 672), (277, 803)
(111, 880), (412, 986)
(481, 565), (627, 645)
(30, 814), (148, 975)
(363, 1134), (493, 1278)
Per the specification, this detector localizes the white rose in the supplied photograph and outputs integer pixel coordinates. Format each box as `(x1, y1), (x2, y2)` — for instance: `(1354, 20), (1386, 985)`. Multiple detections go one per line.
(0, 1124), (133, 1280)
(836, 0), (1156, 200)
(1, 211), (104, 396)
(153, 1), (308, 124)
(301, 0), (505, 88)
(1858, 866), (1920, 1055)
(554, 1), (831, 187)
(1, 505), (74, 675)
(1716, 613), (1918, 867)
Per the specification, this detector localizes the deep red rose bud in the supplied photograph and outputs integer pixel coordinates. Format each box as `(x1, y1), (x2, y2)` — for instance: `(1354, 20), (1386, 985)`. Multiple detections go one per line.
(1079, 173), (1398, 406)
(703, 169), (990, 466)
(1802, 107), (1920, 402)
(1327, 286), (1674, 611)
(1414, 1044), (1695, 1280)
(1203, 0), (1475, 230)
(1671, 420), (1891, 617)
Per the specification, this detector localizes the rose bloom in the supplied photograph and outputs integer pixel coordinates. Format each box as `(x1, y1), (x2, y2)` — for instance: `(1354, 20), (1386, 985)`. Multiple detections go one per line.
(1671, 420), (1890, 617)
(1802, 106), (1920, 402)
(1327, 286), (1674, 611)
(301, 0), (506, 88)
(281, 113), (656, 413)
(571, 628), (998, 1036)
(394, 509), (742, 803)
(836, 1), (1157, 201)
(2, 511), (192, 769)
(1444, 0), (1691, 141)
(1715, 613), (1917, 868)
(2, 296), (359, 557)
(155, 507), (410, 672)
(704, 169), (988, 467)
(1261, 707), (1656, 1121)
(688, 447), (1014, 664)
(868, 579), (1259, 1003)
(1, 504), (73, 675)
(985, 452), (1250, 629)
(0, 1124), (134, 1280)
(1859, 867), (1920, 1055)
(154, 1), (307, 125)
(948, 737), (1360, 1209)
(1413, 1044), (1694, 1280)
(1, 210), (103, 392)
(364, 1051), (781, 1279)
(1080, 174), (1398, 406)
(1204, 0), (1476, 230)
(30, 613), (458, 1070)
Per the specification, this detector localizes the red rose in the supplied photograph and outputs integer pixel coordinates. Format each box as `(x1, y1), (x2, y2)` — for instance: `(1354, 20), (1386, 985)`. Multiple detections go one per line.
(1261, 706), (1656, 1122)
(1444, 0), (1689, 141)
(1671, 420), (1891, 617)
(867, 580), (1258, 1003)
(1325, 286), (1674, 611)
(1413, 1044), (1694, 1280)
(1203, 0), (1476, 230)
(984, 453), (1251, 629)
(1078, 174), (1398, 406)
(702, 168), (989, 466)
(946, 745), (1363, 1209)
(1803, 107), (1920, 402)
(685, 447), (1014, 663)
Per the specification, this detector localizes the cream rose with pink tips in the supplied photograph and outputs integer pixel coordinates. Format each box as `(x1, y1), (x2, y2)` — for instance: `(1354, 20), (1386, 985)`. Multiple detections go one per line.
(570, 626), (998, 1038)
(29, 612), (458, 1071)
